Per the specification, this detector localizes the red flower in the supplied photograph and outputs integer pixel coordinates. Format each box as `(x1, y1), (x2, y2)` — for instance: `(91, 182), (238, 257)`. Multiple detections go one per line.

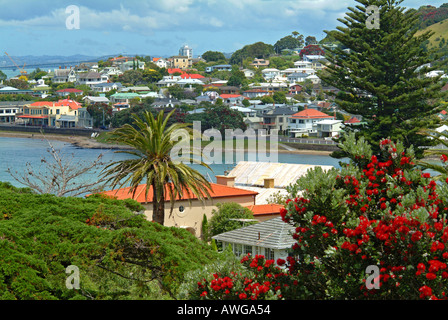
(426, 273), (437, 280)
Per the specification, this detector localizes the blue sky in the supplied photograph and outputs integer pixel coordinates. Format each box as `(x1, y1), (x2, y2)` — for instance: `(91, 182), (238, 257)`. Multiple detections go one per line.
(0, 0), (446, 58)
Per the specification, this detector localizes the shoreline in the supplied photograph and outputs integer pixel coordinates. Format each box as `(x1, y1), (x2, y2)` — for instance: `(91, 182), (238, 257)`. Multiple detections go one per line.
(0, 131), (335, 156)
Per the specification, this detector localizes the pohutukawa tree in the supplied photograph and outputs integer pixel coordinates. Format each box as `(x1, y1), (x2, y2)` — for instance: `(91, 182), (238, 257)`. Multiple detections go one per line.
(320, 0), (447, 159)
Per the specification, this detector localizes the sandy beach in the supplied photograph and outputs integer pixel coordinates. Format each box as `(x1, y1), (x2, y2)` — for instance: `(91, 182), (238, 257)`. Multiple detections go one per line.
(0, 131), (335, 155)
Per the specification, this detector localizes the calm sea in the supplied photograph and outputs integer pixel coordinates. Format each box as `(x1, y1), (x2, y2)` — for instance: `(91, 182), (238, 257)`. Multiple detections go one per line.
(0, 136), (342, 194)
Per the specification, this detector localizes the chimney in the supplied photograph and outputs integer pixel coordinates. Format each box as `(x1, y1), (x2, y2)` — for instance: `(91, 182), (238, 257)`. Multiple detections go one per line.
(216, 175), (236, 188)
(264, 178), (275, 189)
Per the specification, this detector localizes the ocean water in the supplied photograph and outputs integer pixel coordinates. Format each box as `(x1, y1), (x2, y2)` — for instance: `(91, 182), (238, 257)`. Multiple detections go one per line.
(0, 136), (342, 195)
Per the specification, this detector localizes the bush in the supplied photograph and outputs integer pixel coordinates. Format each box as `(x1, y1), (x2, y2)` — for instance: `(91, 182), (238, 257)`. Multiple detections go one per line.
(192, 133), (448, 300)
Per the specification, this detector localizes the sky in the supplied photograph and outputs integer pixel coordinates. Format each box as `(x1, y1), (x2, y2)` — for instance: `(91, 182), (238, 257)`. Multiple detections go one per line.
(0, 0), (447, 59)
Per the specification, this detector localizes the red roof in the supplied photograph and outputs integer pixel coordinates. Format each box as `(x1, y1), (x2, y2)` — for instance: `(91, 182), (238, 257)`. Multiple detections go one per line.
(441, 110), (447, 115)
(345, 117), (361, 124)
(246, 204), (284, 216)
(29, 99), (82, 110)
(98, 183), (258, 203)
(167, 68), (185, 75)
(220, 94), (242, 99)
(291, 109), (334, 119)
(180, 73), (205, 79)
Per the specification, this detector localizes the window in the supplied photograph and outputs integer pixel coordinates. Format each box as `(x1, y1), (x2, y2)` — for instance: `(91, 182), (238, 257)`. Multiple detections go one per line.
(298, 120), (304, 124)
(179, 205), (185, 213)
(56, 109), (60, 115)
(265, 248), (275, 260)
(243, 245), (252, 256)
(233, 244), (243, 257)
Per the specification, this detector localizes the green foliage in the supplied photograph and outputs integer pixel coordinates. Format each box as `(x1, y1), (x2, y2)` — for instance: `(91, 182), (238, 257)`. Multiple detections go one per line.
(320, 0), (447, 159)
(0, 182), (221, 299)
(202, 51), (226, 62)
(207, 202), (256, 239)
(229, 42), (275, 65)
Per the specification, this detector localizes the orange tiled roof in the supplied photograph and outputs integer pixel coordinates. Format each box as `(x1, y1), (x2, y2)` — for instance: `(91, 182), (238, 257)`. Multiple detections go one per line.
(246, 204), (284, 216)
(98, 183), (258, 203)
(291, 109), (334, 119)
(30, 99), (82, 110)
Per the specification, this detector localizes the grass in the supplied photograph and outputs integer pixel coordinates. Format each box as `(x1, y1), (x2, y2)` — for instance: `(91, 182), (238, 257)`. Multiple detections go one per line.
(415, 18), (448, 48)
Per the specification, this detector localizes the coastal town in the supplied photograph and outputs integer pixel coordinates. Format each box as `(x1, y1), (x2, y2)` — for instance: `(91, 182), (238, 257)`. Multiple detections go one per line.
(0, 43), (368, 139)
(2, 0), (448, 305)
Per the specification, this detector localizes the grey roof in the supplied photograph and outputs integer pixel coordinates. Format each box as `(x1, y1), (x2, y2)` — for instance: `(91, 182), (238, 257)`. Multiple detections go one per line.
(265, 107), (296, 116)
(212, 217), (296, 250)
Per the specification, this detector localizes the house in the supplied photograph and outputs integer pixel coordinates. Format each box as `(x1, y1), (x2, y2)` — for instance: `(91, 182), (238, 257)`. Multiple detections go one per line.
(152, 57), (169, 69)
(212, 216), (296, 264)
(261, 107), (296, 133)
(287, 72), (310, 83)
(97, 178), (259, 238)
(242, 69), (255, 78)
(171, 56), (193, 70)
(261, 68), (280, 80)
(100, 66), (123, 77)
(18, 99), (82, 128)
(156, 75), (182, 88)
(289, 84), (303, 95)
(82, 96), (110, 105)
(250, 58), (270, 69)
(225, 161), (333, 209)
(76, 72), (108, 88)
(52, 68), (76, 84)
(302, 55), (327, 71)
(219, 86), (240, 95)
(306, 74), (321, 85)
(109, 92), (141, 104)
(205, 64), (232, 73)
(288, 107), (335, 137)
(242, 89), (270, 99)
(55, 88), (84, 97)
(0, 102), (26, 123)
(313, 119), (343, 138)
(75, 62), (98, 73)
(119, 60), (145, 72)
(76, 107), (94, 128)
(220, 94), (245, 105)
(92, 82), (122, 93)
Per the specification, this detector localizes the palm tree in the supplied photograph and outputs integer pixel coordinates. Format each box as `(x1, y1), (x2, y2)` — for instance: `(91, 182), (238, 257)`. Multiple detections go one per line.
(101, 109), (212, 225)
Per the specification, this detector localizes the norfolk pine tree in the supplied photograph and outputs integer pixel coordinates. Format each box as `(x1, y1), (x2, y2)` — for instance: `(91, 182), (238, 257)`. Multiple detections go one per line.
(320, 0), (447, 159)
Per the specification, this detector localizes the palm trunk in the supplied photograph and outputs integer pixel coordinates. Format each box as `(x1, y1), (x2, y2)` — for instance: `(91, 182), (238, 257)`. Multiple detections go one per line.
(152, 183), (165, 225)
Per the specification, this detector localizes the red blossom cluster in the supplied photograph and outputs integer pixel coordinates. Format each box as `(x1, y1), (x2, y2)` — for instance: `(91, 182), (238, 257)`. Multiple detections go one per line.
(280, 138), (448, 299)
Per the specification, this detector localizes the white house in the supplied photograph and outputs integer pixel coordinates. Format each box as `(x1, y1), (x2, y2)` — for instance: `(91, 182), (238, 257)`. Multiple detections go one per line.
(313, 119), (343, 138)
(261, 68), (281, 80)
(76, 72), (109, 88)
(288, 108), (335, 137)
(152, 57), (169, 69)
(212, 217), (296, 266)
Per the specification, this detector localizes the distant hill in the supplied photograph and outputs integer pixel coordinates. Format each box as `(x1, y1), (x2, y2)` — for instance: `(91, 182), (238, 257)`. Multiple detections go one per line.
(415, 4), (448, 29)
(415, 18), (448, 50)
